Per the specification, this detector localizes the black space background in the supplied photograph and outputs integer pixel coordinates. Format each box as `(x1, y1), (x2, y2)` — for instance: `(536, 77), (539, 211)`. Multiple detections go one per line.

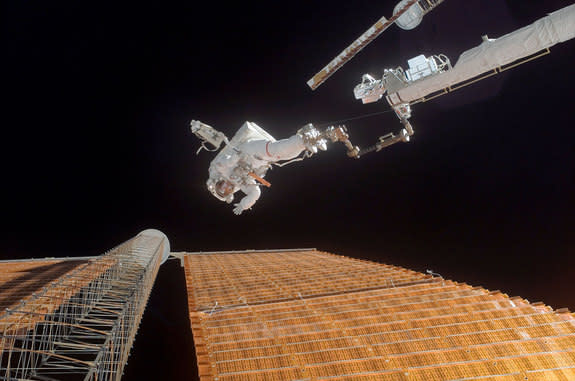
(2, 1), (574, 380)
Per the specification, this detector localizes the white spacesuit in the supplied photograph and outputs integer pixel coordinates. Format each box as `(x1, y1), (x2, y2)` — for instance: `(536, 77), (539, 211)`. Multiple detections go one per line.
(191, 120), (337, 215)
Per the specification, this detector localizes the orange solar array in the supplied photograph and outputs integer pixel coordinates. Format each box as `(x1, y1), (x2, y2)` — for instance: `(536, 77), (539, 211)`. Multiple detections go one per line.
(183, 250), (575, 381)
(0, 259), (87, 311)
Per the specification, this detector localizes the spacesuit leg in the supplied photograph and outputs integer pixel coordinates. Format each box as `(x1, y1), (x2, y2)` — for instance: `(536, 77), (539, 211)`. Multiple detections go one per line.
(265, 136), (307, 160)
(241, 136), (307, 162)
(233, 183), (261, 215)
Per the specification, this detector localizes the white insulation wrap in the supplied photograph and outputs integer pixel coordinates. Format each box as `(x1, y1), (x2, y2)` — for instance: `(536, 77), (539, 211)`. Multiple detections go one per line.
(138, 229), (171, 264)
(388, 4), (575, 106)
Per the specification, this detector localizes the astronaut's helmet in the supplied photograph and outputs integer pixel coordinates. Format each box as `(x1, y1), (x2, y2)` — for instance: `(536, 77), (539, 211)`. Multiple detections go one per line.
(207, 177), (235, 203)
(215, 180), (234, 198)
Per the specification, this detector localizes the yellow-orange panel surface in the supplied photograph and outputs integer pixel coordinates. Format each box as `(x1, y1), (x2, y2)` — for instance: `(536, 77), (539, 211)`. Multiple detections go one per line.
(0, 259), (86, 311)
(183, 250), (575, 381)
(0, 258), (113, 336)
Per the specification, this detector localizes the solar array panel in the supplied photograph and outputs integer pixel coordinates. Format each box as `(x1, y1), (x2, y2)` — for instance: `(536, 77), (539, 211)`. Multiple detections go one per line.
(183, 250), (575, 380)
(0, 258), (89, 331)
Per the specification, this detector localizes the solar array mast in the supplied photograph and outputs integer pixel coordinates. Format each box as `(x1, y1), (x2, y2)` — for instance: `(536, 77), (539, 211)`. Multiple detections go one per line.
(0, 229), (169, 381)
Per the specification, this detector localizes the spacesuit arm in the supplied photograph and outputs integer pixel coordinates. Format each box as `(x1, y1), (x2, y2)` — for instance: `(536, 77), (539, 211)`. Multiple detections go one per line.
(233, 184), (261, 215)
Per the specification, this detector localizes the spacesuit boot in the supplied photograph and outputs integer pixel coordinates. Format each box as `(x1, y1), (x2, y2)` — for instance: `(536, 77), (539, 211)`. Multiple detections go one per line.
(297, 124), (327, 153)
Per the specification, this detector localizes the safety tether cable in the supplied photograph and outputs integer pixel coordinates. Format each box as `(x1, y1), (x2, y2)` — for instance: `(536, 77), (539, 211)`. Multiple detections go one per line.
(315, 107), (395, 128)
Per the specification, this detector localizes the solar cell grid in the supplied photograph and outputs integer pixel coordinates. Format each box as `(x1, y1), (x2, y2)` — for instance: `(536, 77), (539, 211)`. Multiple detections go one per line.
(186, 251), (430, 311)
(183, 250), (575, 381)
(0, 260), (86, 313)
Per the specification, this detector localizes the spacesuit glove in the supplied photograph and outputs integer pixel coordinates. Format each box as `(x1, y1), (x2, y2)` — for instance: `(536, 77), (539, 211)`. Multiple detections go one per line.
(233, 204), (244, 215)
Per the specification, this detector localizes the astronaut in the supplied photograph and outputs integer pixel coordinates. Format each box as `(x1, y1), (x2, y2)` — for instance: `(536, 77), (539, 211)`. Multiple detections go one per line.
(191, 120), (336, 215)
